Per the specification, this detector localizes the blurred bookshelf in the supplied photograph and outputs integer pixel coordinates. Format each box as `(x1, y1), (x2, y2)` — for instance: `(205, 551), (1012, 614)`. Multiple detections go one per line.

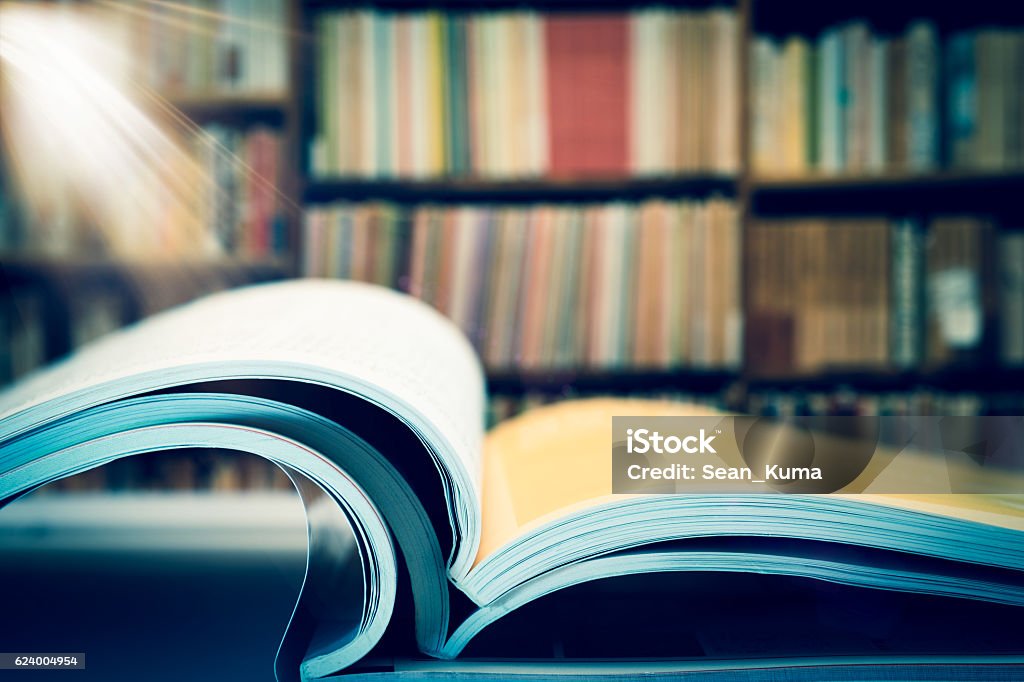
(0, 255), (287, 375)
(4, 0), (1024, 492)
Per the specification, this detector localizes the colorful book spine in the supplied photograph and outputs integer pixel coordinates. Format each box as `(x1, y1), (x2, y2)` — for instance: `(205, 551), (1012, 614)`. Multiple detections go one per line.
(303, 199), (742, 370)
(753, 19), (1024, 174)
(313, 8), (739, 179)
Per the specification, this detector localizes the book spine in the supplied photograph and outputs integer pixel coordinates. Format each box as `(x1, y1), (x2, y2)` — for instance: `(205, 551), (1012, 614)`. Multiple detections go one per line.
(999, 232), (1024, 365)
(906, 20), (939, 171)
(867, 37), (888, 172)
(946, 31), (978, 168)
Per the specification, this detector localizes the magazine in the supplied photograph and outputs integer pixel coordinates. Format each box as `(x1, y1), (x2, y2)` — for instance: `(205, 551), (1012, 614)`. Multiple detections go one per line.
(1, 280), (1022, 681)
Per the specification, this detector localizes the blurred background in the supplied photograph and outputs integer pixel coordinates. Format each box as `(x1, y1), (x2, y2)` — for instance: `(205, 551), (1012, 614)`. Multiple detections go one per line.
(1, 0), (1024, 487)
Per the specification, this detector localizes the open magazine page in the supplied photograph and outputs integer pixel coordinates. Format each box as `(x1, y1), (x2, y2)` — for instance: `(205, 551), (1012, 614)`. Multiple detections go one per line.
(476, 398), (721, 562)
(0, 280), (487, 576)
(469, 398), (1024, 603)
(477, 399), (1024, 563)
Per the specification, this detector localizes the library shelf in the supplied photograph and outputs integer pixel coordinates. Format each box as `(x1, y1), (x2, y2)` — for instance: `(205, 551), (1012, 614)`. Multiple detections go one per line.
(485, 366), (1024, 397)
(752, 171), (1024, 192)
(486, 368), (740, 395)
(744, 366), (1024, 393)
(0, 255), (289, 280)
(302, 0), (682, 11)
(157, 94), (290, 125)
(304, 175), (738, 204)
(750, 171), (1024, 214)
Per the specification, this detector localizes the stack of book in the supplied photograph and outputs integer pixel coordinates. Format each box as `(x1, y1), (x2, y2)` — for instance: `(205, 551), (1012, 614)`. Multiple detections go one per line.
(130, 0), (289, 96)
(303, 198), (743, 370)
(311, 8), (739, 179)
(746, 216), (1023, 374)
(190, 125), (287, 257)
(752, 21), (1024, 175)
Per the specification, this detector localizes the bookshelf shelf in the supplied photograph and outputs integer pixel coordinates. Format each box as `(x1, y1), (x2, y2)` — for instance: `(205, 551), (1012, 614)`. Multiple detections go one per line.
(160, 95), (290, 125)
(750, 171), (1024, 214)
(486, 366), (1024, 397)
(304, 175), (738, 204)
(0, 255), (289, 277)
(745, 366), (1024, 393)
(752, 171), (1024, 192)
(486, 368), (739, 395)
(302, 0), (687, 11)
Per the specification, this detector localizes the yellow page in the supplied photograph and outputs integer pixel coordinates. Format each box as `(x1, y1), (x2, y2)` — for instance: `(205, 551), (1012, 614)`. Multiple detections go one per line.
(476, 397), (1024, 567)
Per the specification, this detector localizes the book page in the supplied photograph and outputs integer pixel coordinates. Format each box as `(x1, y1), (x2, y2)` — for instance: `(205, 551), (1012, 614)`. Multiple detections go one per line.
(477, 398), (1024, 566)
(0, 279), (486, 575)
(477, 398), (717, 562)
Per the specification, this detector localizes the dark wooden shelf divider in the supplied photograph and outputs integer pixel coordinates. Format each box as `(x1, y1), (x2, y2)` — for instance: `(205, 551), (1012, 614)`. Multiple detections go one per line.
(305, 175), (738, 204)
(487, 368), (740, 395)
(155, 95), (290, 125)
(752, 171), (1024, 192)
(486, 365), (1024, 396)
(746, 366), (1024, 393)
(750, 171), (1024, 215)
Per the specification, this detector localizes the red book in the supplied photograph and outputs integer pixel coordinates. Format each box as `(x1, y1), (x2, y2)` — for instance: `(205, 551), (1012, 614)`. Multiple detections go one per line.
(545, 15), (629, 178)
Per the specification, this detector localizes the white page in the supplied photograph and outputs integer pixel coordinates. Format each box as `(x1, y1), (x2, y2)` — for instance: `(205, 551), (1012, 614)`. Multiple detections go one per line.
(0, 279), (486, 577)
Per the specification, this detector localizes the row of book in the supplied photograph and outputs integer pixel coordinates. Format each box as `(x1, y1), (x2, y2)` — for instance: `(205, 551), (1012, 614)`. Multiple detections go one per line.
(747, 216), (1024, 374)
(311, 9), (739, 180)
(128, 0), (289, 97)
(189, 125), (288, 257)
(0, 289), (47, 387)
(0, 287), (124, 387)
(0, 263), (288, 388)
(0, 124), (287, 258)
(303, 198), (744, 369)
(752, 21), (1024, 175)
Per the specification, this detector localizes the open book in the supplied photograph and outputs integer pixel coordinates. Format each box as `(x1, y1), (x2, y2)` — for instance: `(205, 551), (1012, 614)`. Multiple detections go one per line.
(1, 280), (1023, 681)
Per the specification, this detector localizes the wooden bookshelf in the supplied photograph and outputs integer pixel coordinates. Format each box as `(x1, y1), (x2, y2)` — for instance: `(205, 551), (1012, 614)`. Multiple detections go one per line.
(4, 0), (1024, 405)
(293, 0), (1024, 398)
